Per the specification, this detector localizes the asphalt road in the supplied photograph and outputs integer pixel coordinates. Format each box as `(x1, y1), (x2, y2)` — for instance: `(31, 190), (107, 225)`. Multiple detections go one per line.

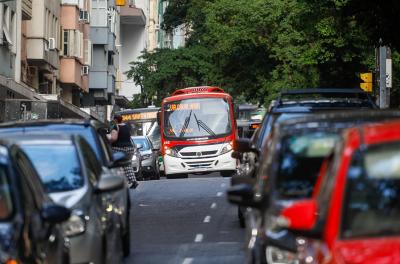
(124, 174), (246, 264)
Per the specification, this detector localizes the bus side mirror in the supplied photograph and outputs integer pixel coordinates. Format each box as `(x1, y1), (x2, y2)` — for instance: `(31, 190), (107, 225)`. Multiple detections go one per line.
(157, 111), (161, 125)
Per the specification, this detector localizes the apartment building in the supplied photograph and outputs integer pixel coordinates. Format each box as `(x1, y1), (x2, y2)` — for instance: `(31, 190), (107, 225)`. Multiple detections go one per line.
(23, 0), (61, 94)
(82, 0), (119, 110)
(59, 0), (92, 105)
(118, 0), (146, 98)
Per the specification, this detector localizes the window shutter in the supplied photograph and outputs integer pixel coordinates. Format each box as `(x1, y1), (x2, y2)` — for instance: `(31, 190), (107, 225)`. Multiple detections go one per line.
(68, 30), (74, 57)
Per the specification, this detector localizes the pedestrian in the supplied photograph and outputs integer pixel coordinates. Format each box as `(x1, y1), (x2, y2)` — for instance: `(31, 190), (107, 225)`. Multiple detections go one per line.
(110, 114), (139, 189)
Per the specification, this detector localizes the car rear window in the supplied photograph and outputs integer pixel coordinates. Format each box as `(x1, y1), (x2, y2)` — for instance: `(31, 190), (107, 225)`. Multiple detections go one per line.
(0, 166), (13, 220)
(276, 132), (338, 199)
(21, 144), (84, 193)
(0, 125), (101, 161)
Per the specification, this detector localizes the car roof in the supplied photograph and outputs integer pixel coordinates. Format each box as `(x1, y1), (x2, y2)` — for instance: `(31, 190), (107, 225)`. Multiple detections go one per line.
(0, 118), (106, 129)
(4, 134), (76, 145)
(354, 119), (400, 146)
(275, 110), (400, 137)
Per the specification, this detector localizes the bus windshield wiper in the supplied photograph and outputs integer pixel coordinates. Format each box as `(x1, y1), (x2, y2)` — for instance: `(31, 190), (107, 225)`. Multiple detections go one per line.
(179, 110), (192, 137)
(193, 113), (216, 136)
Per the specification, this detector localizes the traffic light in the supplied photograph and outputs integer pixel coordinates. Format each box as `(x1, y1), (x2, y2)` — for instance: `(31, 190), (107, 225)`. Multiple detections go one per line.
(360, 72), (373, 92)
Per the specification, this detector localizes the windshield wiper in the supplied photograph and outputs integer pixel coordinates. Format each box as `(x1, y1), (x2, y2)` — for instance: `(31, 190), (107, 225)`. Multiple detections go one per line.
(179, 110), (192, 138)
(193, 113), (216, 137)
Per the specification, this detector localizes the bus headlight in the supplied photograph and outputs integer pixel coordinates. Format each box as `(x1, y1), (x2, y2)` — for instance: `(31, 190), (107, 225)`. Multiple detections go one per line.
(165, 147), (178, 157)
(266, 246), (299, 264)
(221, 142), (233, 155)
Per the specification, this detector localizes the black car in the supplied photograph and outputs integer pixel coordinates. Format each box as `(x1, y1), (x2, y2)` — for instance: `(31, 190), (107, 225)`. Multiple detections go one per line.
(228, 110), (400, 264)
(0, 140), (71, 264)
(0, 119), (132, 256)
(232, 88), (377, 226)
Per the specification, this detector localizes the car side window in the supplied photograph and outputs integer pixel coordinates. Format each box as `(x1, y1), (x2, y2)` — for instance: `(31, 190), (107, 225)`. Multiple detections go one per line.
(14, 150), (45, 208)
(80, 138), (102, 185)
(97, 128), (113, 163)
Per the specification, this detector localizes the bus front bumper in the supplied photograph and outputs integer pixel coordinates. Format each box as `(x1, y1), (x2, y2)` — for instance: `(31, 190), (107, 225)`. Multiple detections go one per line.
(164, 151), (236, 175)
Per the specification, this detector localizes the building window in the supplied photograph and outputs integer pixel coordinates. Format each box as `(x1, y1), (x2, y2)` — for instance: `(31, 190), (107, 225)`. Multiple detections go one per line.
(84, 39), (92, 66)
(91, 0), (107, 27)
(62, 29), (84, 58)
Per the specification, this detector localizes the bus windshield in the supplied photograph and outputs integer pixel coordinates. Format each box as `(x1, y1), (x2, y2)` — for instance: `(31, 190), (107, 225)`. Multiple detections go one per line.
(164, 98), (232, 140)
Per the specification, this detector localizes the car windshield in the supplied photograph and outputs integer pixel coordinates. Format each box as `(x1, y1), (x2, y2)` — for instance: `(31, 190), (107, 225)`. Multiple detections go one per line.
(21, 144), (84, 193)
(342, 142), (400, 239)
(0, 166), (13, 220)
(164, 98), (232, 140)
(276, 132), (338, 199)
(132, 138), (151, 151)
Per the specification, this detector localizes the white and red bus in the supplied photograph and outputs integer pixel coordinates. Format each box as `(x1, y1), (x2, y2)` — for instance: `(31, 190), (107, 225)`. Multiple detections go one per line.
(160, 86), (237, 178)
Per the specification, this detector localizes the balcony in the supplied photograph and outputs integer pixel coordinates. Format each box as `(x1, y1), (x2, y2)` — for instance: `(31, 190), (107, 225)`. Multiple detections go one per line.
(22, 0), (32, 20)
(120, 6), (146, 25)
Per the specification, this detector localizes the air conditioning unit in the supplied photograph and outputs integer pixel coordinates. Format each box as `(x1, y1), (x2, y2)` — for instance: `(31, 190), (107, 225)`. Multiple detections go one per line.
(79, 10), (89, 22)
(154, 24), (160, 31)
(48, 38), (56, 50)
(81, 65), (89, 76)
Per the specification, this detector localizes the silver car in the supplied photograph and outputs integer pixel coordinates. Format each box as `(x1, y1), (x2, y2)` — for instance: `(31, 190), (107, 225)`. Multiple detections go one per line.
(17, 134), (126, 264)
(131, 135), (160, 180)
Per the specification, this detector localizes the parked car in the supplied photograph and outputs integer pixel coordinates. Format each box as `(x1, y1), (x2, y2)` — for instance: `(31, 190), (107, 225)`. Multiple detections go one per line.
(267, 118), (400, 264)
(131, 135), (160, 180)
(228, 110), (400, 264)
(12, 134), (127, 264)
(130, 141), (143, 180)
(0, 140), (71, 264)
(0, 119), (131, 257)
(231, 88), (377, 227)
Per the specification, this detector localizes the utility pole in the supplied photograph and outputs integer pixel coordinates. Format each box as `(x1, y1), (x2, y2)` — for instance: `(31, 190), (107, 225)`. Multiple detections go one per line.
(377, 44), (392, 108)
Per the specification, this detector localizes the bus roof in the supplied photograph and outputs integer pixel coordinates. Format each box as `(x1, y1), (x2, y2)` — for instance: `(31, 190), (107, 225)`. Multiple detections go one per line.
(172, 86), (225, 96)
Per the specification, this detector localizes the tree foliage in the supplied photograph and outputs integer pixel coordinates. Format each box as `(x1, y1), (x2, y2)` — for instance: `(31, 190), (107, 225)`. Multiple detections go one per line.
(126, 0), (400, 106)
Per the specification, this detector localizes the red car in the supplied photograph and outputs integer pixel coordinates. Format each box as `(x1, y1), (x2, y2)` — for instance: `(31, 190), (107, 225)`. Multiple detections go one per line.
(278, 119), (400, 264)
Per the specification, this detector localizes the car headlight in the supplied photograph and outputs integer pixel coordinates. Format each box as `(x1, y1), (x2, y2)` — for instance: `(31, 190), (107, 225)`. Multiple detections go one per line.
(63, 214), (86, 237)
(221, 142), (233, 155)
(165, 147), (178, 157)
(266, 246), (299, 264)
(132, 155), (137, 161)
(142, 154), (152, 160)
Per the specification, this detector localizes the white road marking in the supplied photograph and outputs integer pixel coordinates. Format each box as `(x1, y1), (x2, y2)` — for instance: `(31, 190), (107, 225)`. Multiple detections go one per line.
(138, 204), (150, 207)
(194, 234), (203, 242)
(203, 215), (211, 223)
(217, 192), (223, 197)
(210, 202), (217, 209)
(182, 258), (194, 264)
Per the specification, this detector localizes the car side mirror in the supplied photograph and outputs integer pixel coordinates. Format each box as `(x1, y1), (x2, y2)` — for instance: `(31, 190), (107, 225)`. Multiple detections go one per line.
(236, 138), (258, 154)
(95, 174), (125, 193)
(41, 204), (71, 224)
(110, 151), (131, 168)
(265, 229), (298, 253)
(280, 199), (317, 230)
(227, 183), (265, 208)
